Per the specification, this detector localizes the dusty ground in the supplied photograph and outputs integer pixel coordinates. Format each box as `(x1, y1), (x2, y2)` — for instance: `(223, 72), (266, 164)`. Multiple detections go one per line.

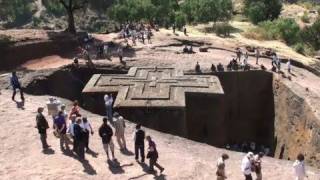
(0, 90), (319, 180)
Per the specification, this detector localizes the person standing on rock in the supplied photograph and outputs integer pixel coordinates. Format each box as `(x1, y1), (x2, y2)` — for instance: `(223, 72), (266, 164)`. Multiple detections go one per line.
(54, 111), (70, 151)
(241, 152), (254, 180)
(287, 59), (292, 74)
(10, 71), (24, 101)
(293, 153), (308, 180)
(134, 124), (145, 162)
(236, 48), (242, 62)
(216, 153), (229, 180)
(117, 46), (124, 63)
(81, 117), (94, 152)
(113, 112), (127, 151)
(254, 152), (264, 180)
(99, 117), (116, 160)
(104, 94), (114, 123)
(146, 136), (164, 174)
(36, 107), (50, 150)
(74, 118), (86, 159)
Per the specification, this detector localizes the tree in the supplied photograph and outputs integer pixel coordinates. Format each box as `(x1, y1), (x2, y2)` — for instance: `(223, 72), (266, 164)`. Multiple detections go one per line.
(244, 0), (282, 24)
(0, 0), (36, 26)
(58, 0), (89, 34)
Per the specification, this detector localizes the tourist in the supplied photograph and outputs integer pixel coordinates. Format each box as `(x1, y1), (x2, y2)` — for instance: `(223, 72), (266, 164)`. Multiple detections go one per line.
(117, 47), (124, 63)
(36, 107), (50, 150)
(10, 71), (24, 101)
(146, 136), (164, 173)
(241, 152), (254, 180)
(81, 117), (94, 152)
(134, 124), (145, 162)
(293, 153), (308, 180)
(189, 45), (194, 53)
(183, 45), (189, 53)
(61, 104), (68, 120)
(69, 100), (81, 119)
(236, 48), (242, 62)
(183, 26), (187, 36)
(211, 64), (217, 72)
(113, 112), (127, 151)
(103, 43), (109, 59)
(67, 114), (77, 151)
(195, 62), (201, 73)
(172, 24), (176, 34)
(287, 59), (292, 73)
(141, 32), (145, 44)
(255, 48), (260, 65)
(254, 152), (264, 180)
(216, 153), (229, 180)
(54, 111), (69, 151)
(74, 118), (85, 159)
(217, 63), (225, 72)
(104, 94), (114, 122)
(99, 117), (115, 160)
(147, 31), (152, 44)
(243, 52), (249, 66)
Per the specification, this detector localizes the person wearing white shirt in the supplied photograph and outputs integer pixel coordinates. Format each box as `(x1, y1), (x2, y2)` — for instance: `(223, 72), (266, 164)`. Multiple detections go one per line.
(287, 59), (292, 73)
(113, 112), (127, 151)
(104, 94), (114, 122)
(81, 117), (94, 152)
(293, 153), (308, 180)
(241, 152), (254, 180)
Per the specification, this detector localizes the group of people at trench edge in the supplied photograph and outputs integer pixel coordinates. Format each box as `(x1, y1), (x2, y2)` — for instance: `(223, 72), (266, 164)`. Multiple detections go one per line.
(34, 93), (165, 174)
(194, 47), (293, 74)
(216, 152), (308, 180)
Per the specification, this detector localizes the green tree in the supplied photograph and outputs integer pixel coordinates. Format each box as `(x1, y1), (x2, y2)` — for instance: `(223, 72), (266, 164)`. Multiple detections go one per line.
(244, 0), (282, 24)
(0, 0), (36, 26)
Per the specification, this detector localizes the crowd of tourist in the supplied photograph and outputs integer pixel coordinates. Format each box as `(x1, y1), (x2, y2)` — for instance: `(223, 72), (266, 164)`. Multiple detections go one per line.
(34, 94), (164, 174)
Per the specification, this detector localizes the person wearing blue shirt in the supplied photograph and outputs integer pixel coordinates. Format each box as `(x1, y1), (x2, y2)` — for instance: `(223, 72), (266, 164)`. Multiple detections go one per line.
(10, 72), (24, 101)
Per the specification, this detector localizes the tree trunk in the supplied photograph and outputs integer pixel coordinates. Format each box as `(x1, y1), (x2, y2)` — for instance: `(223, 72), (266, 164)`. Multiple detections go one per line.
(67, 10), (76, 34)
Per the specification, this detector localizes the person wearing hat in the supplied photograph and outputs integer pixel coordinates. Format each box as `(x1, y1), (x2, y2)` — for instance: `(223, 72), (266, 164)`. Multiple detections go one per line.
(99, 117), (115, 160)
(216, 153), (229, 180)
(241, 152), (254, 180)
(36, 107), (50, 150)
(60, 104), (68, 120)
(113, 112), (127, 151)
(81, 117), (94, 152)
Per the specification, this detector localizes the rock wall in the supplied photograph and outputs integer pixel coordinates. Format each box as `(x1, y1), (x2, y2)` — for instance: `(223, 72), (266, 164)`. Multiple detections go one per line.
(273, 78), (320, 168)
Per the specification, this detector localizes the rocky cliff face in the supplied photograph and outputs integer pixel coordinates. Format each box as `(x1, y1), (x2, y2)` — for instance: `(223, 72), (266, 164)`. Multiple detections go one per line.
(274, 76), (320, 168)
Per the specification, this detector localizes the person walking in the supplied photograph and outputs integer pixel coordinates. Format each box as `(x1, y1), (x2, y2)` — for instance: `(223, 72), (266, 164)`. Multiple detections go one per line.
(10, 72), (24, 101)
(74, 118), (86, 159)
(117, 47), (124, 63)
(134, 124), (145, 162)
(255, 48), (260, 65)
(104, 94), (114, 122)
(236, 48), (242, 62)
(36, 107), (50, 150)
(146, 136), (164, 174)
(293, 153), (308, 180)
(81, 117), (94, 152)
(67, 114), (77, 151)
(99, 117), (115, 160)
(54, 111), (69, 151)
(254, 152), (264, 180)
(241, 152), (254, 180)
(113, 113), (127, 151)
(287, 59), (292, 74)
(216, 153), (229, 180)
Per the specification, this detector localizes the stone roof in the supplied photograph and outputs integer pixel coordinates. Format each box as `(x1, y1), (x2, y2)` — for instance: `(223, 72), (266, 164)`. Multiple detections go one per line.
(82, 67), (224, 108)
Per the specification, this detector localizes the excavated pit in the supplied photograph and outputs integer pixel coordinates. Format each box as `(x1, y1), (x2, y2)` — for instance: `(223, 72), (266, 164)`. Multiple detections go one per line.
(24, 66), (320, 167)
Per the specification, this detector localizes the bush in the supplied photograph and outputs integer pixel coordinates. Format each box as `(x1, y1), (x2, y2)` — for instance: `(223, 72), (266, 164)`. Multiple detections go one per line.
(43, 0), (65, 17)
(247, 2), (266, 24)
(293, 42), (305, 54)
(0, 35), (13, 48)
(0, 0), (36, 26)
(301, 12), (310, 23)
(175, 11), (187, 29)
(214, 23), (232, 37)
(299, 19), (320, 50)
